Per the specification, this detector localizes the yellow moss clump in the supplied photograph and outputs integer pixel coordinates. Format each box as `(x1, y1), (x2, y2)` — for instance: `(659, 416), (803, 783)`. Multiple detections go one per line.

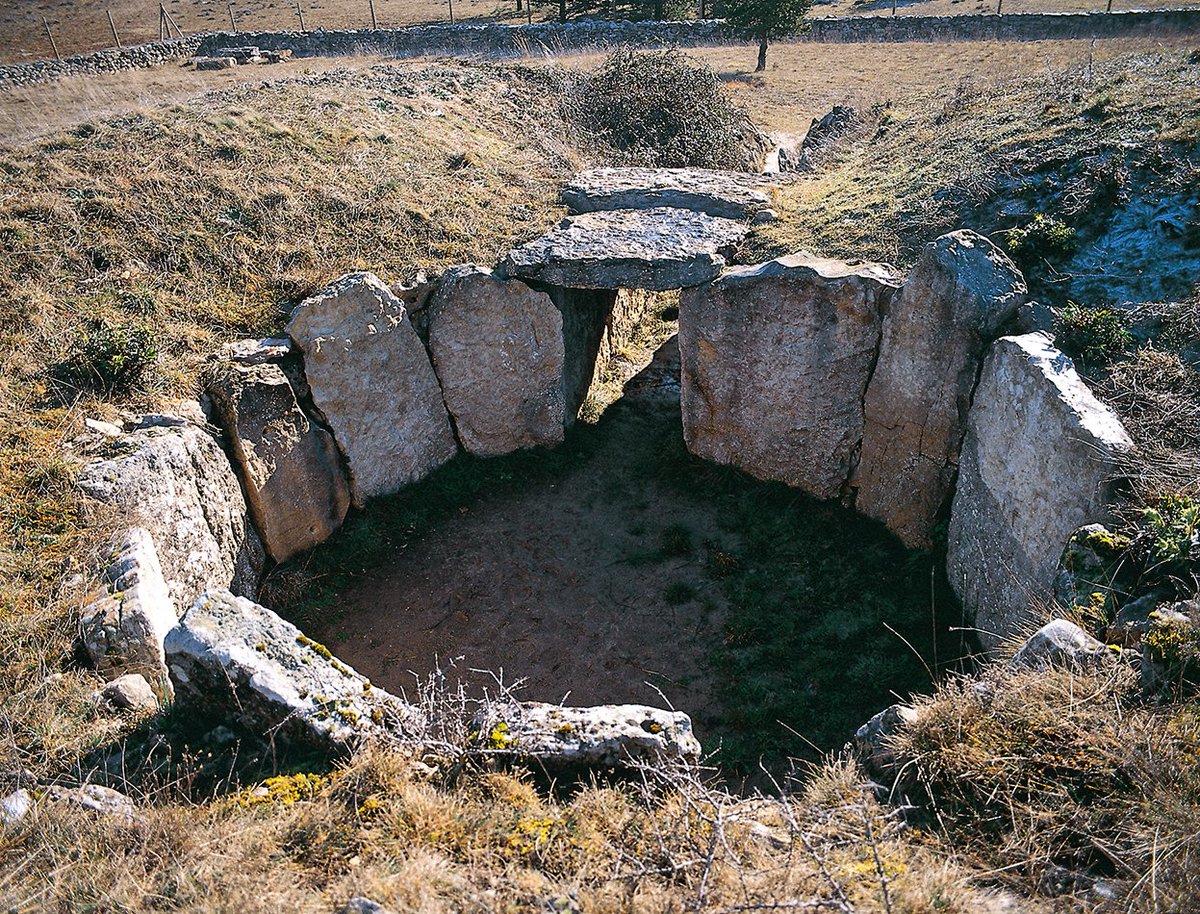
(235, 772), (329, 809)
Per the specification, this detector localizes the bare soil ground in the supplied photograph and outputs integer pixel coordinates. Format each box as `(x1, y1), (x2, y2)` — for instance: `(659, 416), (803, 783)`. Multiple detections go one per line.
(305, 343), (735, 734)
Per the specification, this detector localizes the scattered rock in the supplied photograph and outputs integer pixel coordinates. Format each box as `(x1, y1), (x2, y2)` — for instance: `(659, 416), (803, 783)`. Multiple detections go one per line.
(503, 207), (749, 292)
(1107, 591), (1165, 647)
(221, 337), (293, 365)
(44, 784), (139, 822)
(340, 899), (395, 914)
(1010, 619), (1108, 670)
(194, 56), (236, 71)
(207, 361), (351, 563)
(427, 265), (566, 456)
(777, 105), (857, 173)
(946, 333), (1134, 649)
(562, 167), (774, 220)
(0, 789), (32, 828)
(476, 702), (701, 768)
(854, 703), (920, 780)
(856, 230), (1025, 548)
(287, 272), (458, 506)
(77, 423), (264, 613)
(679, 253), (901, 498)
(99, 673), (159, 713)
(80, 528), (178, 690)
(164, 589), (424, 753)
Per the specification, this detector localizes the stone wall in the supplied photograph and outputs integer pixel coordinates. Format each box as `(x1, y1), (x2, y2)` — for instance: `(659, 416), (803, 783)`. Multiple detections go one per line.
(4, 10), (1198, 90)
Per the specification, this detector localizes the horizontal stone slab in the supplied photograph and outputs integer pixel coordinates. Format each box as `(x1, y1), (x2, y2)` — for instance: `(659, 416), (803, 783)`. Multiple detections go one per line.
(503, 207), (749, 292)
(562, 167), (774, 220)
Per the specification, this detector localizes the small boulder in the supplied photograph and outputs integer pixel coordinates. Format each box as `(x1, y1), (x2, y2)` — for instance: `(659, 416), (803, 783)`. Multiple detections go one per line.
(1010, 620), (1108, 671)
(99, 673), (159, 713)
(206, 361), (351, 563)
(679, 253), (901, 499)
(76, 423), (264, 614)
(503, 207), (749, 292)
(946, 333), (1134, 649)
(164, 590), (424, 753)
(427, 265), (567, 456)
(220, 336), (293, 365)
(81, 528), (177, 690)
(475, 702), (701, 768)
(44, 784), (139, 823)
(287, 272), (458, 506)
(0, 789), (32, 828)
(340, 900), (395, 914)
(853, 703), (920, 781)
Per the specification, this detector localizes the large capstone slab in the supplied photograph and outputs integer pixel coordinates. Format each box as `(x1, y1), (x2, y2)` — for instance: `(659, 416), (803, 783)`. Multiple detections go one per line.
(165, 589), (424, 752)
(562, 167), (774, 221)
(207, 361), (351, 563)
(855, 230), (1026, 548)
(679, 253), (901, 499)
(503, 207), (749, 291)
(427, 265), (567, 456)
(476, 702), (701, 768)
(946, 333), (1134, 649)
(76, 420), (264, 614)
(287, 272), (458, 506)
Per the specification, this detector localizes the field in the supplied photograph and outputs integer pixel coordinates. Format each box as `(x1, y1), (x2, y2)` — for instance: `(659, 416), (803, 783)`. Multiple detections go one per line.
(1, 0), (1198, 63)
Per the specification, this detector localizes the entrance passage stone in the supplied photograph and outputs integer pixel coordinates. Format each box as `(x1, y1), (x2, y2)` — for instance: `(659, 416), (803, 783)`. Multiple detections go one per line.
(165, 589), (424, 753)
(946, 333), (1134, 650)
(562, 167), (774, 221)
(503, 207), (749, 292)
(679, 253), (901, 499)
(856, 230), (1026, 548)
(288, 272), (458, 506)
(427, 265), (566, 456)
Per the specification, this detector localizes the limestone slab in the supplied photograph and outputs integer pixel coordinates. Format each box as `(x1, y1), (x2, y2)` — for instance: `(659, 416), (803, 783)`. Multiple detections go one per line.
(562, 167), (774, 220)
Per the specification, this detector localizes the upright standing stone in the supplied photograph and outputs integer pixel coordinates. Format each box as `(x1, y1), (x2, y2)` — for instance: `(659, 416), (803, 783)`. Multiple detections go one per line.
(287, 272), (458, 506)
(679, 254), (901, 499)
(856, 231), (1026, 548)
(77, 423), (264, 613)
(946, 333), (1134, 649)
(427, 265), (566, 456)
(207, 361), (352, 564)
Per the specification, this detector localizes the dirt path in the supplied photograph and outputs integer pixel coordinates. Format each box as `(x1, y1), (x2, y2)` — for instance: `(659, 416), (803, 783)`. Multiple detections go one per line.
(308, 342), (735, 736)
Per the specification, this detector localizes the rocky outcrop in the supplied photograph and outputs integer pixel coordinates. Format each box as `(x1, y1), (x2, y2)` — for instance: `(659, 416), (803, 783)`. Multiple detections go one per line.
(76, 423), (263, 614)
(287, 272), (458, 506)
(80, 528), (177, 691)
(679, 254), (901, 498)
(1009, 619), (1108, 670)
(476, 702), (701, 768)
(562, 167), (774, 221)
(164, 589), (424, 753)
(503, 208), (749, 292)
(856, 231), (1026, 548)
(946, 333), (1134, 649)
(207, 361), (351, 563)
(427, 265), (567, 456)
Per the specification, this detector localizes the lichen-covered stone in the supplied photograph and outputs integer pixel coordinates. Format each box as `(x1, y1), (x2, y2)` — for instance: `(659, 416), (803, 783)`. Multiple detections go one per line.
(207, 361), (351, 563)
(1010, 619), (1108, 670)
(503, 207), (749, 292)
(856, 230), (1026, 548)
(475, 702), (701, 768)
(164, 589), (424, 753)
(562, 167), (774, 220)
(679, 253), (901, 498)
(946, 333), (1134, 649)
(76, 423), (264, 613)
(287, 272), (458, 505)
(427, 265), (566, 456)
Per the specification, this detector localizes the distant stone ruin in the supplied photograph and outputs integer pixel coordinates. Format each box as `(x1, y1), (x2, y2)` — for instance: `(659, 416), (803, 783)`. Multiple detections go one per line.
(74, 165), (1137, 766)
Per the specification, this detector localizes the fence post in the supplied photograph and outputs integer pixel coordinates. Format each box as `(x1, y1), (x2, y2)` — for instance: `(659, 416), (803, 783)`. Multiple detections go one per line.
(448, 0), (455, 23)
(369, 0), (378, 28)
(228, 3), (238, 30)
(1106, 0), (1114, 11)
(107, 10), (123, 49)
(43, 17), (62, 59)
(297, 0), (307, 31)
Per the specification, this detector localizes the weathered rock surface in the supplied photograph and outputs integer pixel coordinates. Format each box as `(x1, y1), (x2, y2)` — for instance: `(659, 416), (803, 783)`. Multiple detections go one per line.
(220, 336), (293, 365)
(853, 703), (920, 780)
(427, 265), (566, 456)
(99, 673), (159, 713)
(207, 361), (351, 563)
(80, 528), (177, 688)
(77, 423), (264, 612)
(679, 254), (901, 498)
(503, 207), (749, 292)
(543, 286), (619, 422)
(562, 167), (774, 220)
(164, 589), (424, 752)
(287, 272), (458, 505)
(777, 105), (858, 173)
(946, 333), (1134, 649)
(477, 702), (701, 768)
(1, 784), (140, 827)
(856, 230), (1026, 548)
(1010, 619), (1107, 670)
